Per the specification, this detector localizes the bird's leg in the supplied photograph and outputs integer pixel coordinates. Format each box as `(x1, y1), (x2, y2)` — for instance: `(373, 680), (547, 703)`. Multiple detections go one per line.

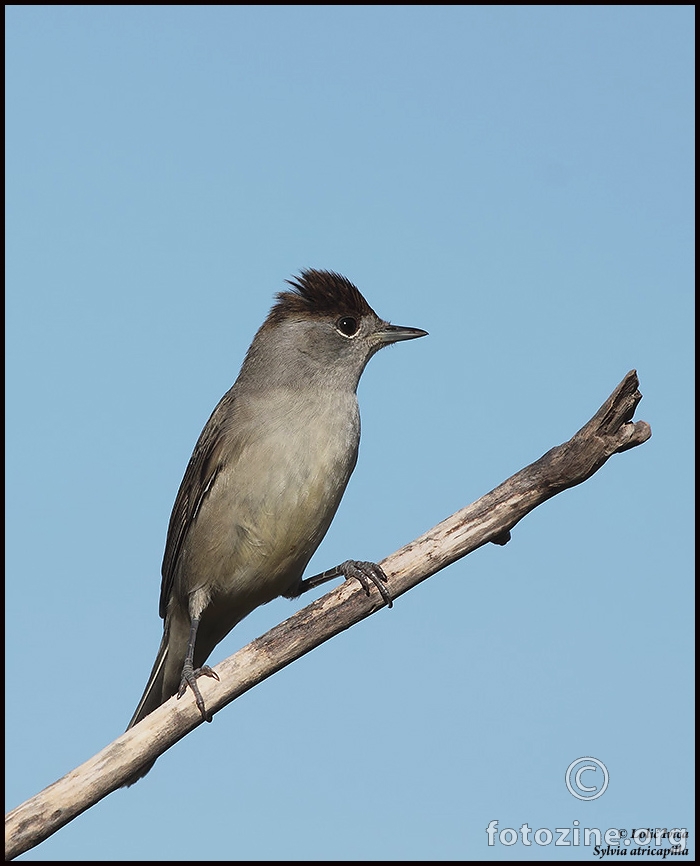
(177, 615), (220, 722)
(294, 560), (393, 608)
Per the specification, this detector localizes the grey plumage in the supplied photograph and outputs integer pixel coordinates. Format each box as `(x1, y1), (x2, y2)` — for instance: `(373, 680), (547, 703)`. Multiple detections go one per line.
(126, 269), (426, 782)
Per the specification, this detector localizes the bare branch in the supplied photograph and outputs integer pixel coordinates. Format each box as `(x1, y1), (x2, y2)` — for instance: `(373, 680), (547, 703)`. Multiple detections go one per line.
(5, 370), (651, 860)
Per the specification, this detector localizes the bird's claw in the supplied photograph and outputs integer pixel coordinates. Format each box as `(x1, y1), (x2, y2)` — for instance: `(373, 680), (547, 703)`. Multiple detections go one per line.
(337, 559), (393, 608)
(177, 664), (220, 722)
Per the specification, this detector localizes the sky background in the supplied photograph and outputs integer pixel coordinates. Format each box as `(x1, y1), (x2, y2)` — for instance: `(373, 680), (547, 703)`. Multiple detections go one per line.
(5, 5), (694, 862)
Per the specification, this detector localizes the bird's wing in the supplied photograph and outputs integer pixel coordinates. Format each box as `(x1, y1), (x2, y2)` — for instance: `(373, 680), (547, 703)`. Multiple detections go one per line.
(159, 388), (237, 618)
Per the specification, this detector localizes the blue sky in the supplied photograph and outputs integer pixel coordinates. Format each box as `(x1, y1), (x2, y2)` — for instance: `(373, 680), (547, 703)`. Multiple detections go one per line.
(5, 5), (694, 861)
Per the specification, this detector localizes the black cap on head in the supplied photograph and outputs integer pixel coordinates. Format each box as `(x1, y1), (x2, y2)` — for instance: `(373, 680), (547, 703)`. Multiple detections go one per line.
(267, 269), (376, 324)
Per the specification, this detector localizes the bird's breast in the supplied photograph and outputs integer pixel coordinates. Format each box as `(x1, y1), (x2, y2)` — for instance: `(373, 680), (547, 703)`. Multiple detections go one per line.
(180, 388), (361, 605)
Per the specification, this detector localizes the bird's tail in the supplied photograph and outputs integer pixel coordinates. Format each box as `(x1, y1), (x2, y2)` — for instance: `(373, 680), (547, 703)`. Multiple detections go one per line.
(128, 631), (170, 729)
(123, 631), (170, 785)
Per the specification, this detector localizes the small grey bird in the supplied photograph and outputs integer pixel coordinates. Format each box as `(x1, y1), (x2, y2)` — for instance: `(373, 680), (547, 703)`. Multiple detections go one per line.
(126, 269), (426, 780)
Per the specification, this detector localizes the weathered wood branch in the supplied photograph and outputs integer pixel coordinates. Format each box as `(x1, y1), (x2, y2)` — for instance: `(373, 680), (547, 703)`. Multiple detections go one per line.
(5, 370), (651, 860)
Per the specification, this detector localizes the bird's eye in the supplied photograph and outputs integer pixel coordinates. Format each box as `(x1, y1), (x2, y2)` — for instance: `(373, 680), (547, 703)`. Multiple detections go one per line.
(336, 316), (359, 337)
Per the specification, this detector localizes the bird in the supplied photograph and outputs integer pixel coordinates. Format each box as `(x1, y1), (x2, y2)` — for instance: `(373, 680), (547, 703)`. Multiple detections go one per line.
(126, 269), (427, 781)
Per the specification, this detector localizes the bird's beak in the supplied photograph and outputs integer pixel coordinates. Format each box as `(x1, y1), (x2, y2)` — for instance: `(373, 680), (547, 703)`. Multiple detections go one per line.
(376, 324), (429, 345)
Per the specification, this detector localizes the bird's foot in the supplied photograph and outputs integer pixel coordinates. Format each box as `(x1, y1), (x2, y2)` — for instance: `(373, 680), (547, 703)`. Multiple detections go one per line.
(290, 559), (393, 607)
(337, 559), (393, 608)
(177, 663), (220, 722)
